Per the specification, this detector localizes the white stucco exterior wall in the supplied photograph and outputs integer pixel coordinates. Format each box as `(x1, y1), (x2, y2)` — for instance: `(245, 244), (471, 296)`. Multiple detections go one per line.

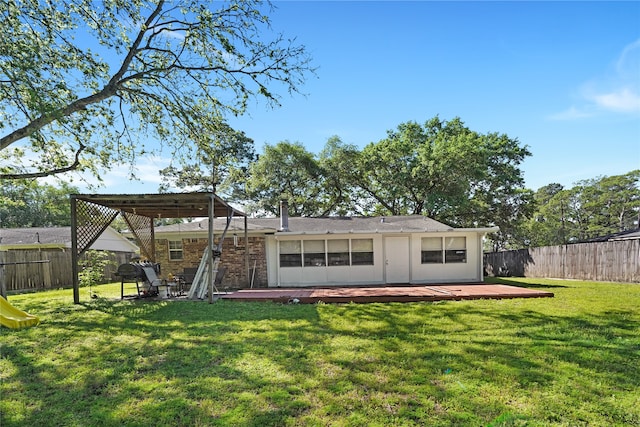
(266, 231), (486, 287)
(410, 232), (482, 283)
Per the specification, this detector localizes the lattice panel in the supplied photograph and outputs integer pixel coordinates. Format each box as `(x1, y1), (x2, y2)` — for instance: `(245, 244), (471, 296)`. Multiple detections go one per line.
(75, 200), (120, 256)
(122, 211), (155, 261)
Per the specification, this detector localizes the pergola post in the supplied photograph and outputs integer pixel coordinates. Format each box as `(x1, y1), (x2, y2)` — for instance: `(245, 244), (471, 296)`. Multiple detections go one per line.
(208, 194), (215, 304)
(244, 215), (249, 287)
(71, 196), (80, 304)
(69, 193), (245, 303)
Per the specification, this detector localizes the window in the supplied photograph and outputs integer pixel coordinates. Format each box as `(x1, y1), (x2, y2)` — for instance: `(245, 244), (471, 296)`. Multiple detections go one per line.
(327, 239), (350, 266)
(351, 239), (374, 265)
(422, 236), (467, 264)
(169, 240), (183, 260)
(421, 237), (443, 264)
(279, 238), (375, 268)
(304, 240), (326, 266)
(445, 237), (466, 263)
(280, 240), (302, 267)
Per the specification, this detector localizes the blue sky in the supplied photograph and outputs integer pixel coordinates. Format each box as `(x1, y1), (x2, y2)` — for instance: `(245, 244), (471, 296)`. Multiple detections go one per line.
(89, 1), (640, 193)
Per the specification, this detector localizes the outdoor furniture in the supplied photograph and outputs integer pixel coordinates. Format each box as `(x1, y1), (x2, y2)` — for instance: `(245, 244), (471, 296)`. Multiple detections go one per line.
(116, 262), (162, 299)
(140, 266), (173, 298)
(165, 281), (179, 297)
(116, 263), (142, 299)
(176, 267), (198, 295)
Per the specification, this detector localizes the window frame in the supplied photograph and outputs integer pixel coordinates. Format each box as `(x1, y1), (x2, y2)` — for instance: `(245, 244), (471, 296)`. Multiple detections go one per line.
(168, 239), (183, 261)
(421, 236), (467, 264)
(278, 238), (375, 268)
(279, 240), (302, 267)
(327, 239), (350, 266)
(351, 238), (374, 266)
(303, 240), (326, 267)
(444, 236), (467, 263)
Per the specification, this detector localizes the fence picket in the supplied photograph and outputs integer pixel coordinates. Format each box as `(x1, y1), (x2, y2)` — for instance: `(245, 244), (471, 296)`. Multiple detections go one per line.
(485, 240), (639, 283)
(0, 250), (135, 292)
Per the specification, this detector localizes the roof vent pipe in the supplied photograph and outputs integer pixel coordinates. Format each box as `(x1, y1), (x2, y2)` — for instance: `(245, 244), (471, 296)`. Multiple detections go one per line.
(279, 200), (290, 232)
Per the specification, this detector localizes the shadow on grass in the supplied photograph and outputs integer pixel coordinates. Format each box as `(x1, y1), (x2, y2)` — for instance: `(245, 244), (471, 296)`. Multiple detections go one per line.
(485, 277), (569, 289)
(3, 290), (639, 426)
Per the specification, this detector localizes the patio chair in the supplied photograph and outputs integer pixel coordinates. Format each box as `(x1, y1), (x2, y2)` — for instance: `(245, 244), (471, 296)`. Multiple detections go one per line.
(140, 266), (165, 297)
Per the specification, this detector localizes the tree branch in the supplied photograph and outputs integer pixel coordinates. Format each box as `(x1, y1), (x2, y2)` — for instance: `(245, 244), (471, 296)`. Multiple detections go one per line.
(0, 1), (166, 152)
(0, 143), (86, 179)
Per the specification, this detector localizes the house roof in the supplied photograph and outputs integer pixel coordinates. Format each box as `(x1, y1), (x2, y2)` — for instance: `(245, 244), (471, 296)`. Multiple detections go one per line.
(72, 192), (245, 219)
(610, 229), (640, 241)
(0, 227), (70, 245)
(0, 226), (139, 252)
(580, 228), (640, 242)
(154, 215), (499, 235)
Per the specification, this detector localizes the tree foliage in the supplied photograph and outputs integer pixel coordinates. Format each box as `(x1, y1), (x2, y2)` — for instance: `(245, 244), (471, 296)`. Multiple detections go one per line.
(525, 171), (640, 246)
(0, 180), (79, 227)
(242, 141), (325, 216)
(239, 117), (533, 250)
(578, 171), (640, 235)
(238, 137), (365, 217)
(317, 136), (364, 216)
(158, 122), (255, 194)
(0, 0), (313, 182)
(79, 250), (117, 297)
(350, 117), (533, 249)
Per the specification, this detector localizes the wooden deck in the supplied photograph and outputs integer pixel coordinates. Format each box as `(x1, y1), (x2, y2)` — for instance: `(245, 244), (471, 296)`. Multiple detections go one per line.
(219, 283), (554, 304)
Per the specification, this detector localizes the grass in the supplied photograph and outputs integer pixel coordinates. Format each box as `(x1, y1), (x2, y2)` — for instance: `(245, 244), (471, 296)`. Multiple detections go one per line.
(1, 278), (639, 426)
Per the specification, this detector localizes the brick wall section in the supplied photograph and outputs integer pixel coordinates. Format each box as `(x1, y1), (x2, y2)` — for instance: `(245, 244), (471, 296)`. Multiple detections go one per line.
(155, 236), (268, 288)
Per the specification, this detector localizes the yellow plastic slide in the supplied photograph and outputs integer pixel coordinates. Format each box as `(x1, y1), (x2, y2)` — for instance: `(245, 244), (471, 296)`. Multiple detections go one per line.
(0, 295), (40, 329)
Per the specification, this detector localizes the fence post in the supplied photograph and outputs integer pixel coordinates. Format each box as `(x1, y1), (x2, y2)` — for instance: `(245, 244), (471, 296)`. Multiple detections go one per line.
(0, 264), (6, 299)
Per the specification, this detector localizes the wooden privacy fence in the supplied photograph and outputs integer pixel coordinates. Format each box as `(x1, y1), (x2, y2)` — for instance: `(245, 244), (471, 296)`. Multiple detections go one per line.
(0, 249), (134, 293)
(484, 239), (640, 283)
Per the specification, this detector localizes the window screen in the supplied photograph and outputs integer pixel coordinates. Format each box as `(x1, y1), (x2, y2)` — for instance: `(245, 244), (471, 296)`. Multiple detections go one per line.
(351, 238), (374, 265)
(328, 239), (350, 266)
(445, 237), (466, 263)
(421, 237), (443, 264)
(304, 240), (326, 266)
(280, 240), (302, 267)
(169, 240), (183, 260)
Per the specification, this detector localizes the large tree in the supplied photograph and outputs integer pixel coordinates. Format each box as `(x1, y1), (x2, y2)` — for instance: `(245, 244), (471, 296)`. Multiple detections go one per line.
(158, 122), (255, 194)
(350, 117), (532, 249)
(0, 0), (313, 182)
(578, 170), (640, 236)
(241, 141), (326, 216)
(316, 136), (364, 216)
(0, 180), (79, 227)
(237, 137), (365, 217)
(526, 171), (640, 245)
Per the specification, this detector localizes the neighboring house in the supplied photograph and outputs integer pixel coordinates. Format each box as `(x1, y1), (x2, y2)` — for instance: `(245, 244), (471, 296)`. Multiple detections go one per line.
(0, 226), (139, 253)
(579, 228), (640, 243)
(153, 213), (498, 288)
(0, 226), (139, 292)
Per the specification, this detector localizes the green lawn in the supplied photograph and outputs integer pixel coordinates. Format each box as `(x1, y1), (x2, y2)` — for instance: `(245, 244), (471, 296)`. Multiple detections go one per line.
(1, 278), (639, 426)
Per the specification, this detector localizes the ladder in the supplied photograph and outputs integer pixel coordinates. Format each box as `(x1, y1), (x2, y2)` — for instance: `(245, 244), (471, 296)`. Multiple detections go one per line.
(187, 247), (221, 300)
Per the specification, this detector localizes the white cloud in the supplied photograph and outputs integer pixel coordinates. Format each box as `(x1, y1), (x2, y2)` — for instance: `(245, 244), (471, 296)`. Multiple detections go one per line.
(616, 39), (640, 76)
(550, 39), (640, 120)
(590, 87), (640, 113)
(73, 155), (171, 193)
(548, 106), (595, 121)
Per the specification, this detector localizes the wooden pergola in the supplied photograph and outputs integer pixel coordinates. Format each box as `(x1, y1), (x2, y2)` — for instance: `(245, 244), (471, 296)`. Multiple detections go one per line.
(70, 193), (247, 304)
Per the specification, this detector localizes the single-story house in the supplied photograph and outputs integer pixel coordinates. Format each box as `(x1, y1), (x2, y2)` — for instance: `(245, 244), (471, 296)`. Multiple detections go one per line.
(579, 228), (640, 243)
(0, 226), (139, 253)
(153, 209), (498, 288)
(1, 226), (139, 293)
